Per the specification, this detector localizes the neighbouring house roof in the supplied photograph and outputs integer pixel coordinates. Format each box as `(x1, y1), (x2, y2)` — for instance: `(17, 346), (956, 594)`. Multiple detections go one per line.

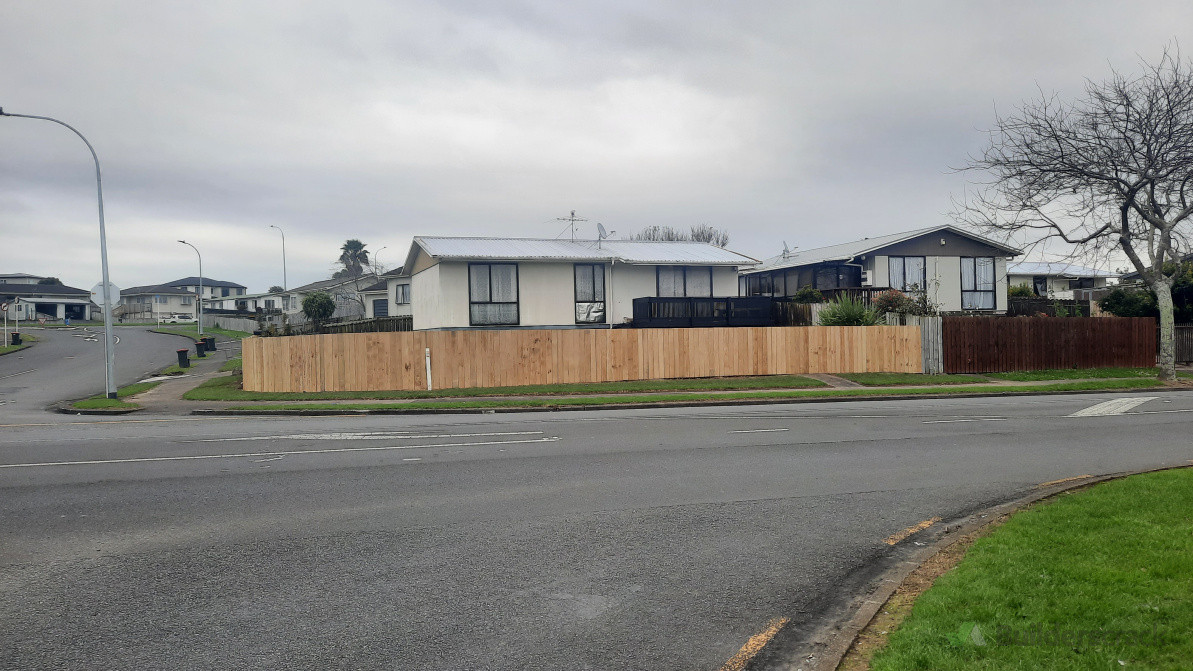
(359, 279), (389, 293)
(1007, 262), (1118, 278)
(121, 284), (195, 296)
(0, 282), (89, 298)
(287, 276), (371, 294)
(746, 225), (1022, 274)
(163, 276), (247, 289)
(0, 273), (46, 281)
(408, 237), (758, 267)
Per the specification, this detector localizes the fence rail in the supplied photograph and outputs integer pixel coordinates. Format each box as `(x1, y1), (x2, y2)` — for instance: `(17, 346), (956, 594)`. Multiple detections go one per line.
(942, 316), (1155, 373)
(243, 325), (923, 392)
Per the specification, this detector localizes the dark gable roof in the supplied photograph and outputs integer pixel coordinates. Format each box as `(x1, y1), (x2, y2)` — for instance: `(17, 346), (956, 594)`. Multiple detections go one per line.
(164, 276), (247, 289)
(0, 282), (89, 297)
(359, 279), (388, 292)
(121, 284), (195, 296)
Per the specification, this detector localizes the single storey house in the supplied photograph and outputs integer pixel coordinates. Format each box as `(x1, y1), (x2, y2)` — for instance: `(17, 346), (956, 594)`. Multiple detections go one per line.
(739, 225), (1020, 313)
(360, 268), (412, 319)
(401, 236), (757, 330)
(0, 282), (93, 322)
(1007, 262), (1117, 300)
(117, 284), (197, 321)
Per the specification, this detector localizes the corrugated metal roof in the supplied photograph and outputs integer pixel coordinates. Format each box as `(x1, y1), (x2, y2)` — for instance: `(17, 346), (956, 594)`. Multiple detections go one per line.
(413, 237), (758, 265)
(746, 225), (1021, 273)
(1008, 262), (1118, 278)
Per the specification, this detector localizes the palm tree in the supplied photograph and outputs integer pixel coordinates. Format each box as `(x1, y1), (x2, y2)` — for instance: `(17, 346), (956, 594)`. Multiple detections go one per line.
(338, 239), (370, 278)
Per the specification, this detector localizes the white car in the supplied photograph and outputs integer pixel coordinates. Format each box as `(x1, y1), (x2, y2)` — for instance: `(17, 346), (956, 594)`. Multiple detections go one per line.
(157, 314), (197, 324)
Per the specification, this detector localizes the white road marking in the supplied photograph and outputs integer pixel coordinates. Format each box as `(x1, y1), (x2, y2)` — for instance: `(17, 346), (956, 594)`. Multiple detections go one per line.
(922, 418), (1007, 424)
(728, 428), (790, 434)
(192, 430), (543, 442)
(0, 436), (561, 469)
(0, 370), (35, 380)
(1068, 397), (1158, 417)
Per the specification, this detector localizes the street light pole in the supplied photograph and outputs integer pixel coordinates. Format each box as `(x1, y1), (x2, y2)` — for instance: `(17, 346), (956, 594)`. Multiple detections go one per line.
(178, 240), (204, 336)
(268, 224), (287, 290)
(374, 246), (387, 278)
(0, 107), (118, 398)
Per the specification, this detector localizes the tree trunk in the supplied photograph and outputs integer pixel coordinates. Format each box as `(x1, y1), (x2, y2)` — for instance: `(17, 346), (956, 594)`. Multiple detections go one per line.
(1153, 281), (1177, 381)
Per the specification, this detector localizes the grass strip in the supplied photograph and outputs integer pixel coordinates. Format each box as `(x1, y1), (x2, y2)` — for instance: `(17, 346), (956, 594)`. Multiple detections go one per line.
(220, 356), (243, 372)
(223, 378), (1163, 411)
(986, 367), (1162, 381)
(835, 373), (990, 386)
(870, 468), (1193, 670)
(184, 374), (827, 401)
(72, 380), (164, 410)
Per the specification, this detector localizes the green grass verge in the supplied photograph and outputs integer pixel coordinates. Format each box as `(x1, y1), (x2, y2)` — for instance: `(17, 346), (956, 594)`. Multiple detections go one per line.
(184, 374), (828, 401)
(0, 333), (36, 355)
(221, 378), (1163, 411)
(986, 367), (1165, 381)
(835, 373), (991, 386)
(870, 468), (1193, 670)
(220, 356), (242, 372)
(72, 380), (164, 410)
(153, 325), (253, 341)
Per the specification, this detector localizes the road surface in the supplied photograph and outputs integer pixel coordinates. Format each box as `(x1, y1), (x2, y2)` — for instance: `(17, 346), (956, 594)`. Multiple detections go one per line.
(2, 391), (1191, 669)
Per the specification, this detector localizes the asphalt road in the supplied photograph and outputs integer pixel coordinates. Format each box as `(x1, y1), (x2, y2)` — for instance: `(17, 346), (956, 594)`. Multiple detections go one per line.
(0, 326), (190, 418)
(2, 390), (1192, 670)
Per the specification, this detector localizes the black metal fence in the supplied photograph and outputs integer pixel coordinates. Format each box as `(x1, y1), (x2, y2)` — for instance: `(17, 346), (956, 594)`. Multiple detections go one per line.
(273, 315), (413, 336)
(632, 297), (774, 328)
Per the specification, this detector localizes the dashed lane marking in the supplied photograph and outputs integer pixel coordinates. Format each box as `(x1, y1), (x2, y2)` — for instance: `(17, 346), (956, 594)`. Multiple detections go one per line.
(0, 436), (561, 469)
(718, 617), (790, 671)
(922, 418), (1006, 424)
(1068, 397), (1158, 417)
(728, 428), (790, 434)
(191, 430), (543, 442)
(0, 369), (35, 380)
(884, 517), (941, 546)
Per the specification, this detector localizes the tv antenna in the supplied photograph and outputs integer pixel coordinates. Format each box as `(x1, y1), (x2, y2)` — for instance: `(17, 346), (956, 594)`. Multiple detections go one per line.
(596, 222), (616, 249)
(556, 210), (588, 242)
(782, 241), (794, 258)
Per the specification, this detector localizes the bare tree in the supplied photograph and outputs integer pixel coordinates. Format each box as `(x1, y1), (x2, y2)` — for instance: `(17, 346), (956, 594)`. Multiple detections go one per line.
(633, 224), (730, 247)
(959, 48), (1193, 380)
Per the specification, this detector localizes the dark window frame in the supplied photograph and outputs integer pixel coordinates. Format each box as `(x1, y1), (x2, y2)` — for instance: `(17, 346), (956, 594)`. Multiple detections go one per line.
(656, 265), (714, 297)
(573, 263), (606, 324)
(887, 256), (927, 292)
(372, 297), (389, 317)
(468, 262), (520, 326)
(961, 256), (997, 311)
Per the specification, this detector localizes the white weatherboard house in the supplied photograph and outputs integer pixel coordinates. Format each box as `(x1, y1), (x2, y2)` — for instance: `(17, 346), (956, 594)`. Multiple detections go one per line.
(740, 225), (1021, 313)
(1007, 262), (1117, 299)
(401, 237), (758, 330)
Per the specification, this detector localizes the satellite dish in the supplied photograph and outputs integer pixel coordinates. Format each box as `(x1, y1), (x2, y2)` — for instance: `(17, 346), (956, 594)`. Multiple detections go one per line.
(598, 223), (608, 239)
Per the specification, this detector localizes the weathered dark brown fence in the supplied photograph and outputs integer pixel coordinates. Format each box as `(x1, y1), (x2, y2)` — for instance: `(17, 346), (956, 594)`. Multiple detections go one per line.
(942, 316), (1156, 373)
(1176, 325), (1193, 364)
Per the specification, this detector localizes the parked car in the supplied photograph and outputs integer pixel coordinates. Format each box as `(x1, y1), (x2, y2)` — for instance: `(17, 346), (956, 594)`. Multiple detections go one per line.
(157, 314), (196, 324)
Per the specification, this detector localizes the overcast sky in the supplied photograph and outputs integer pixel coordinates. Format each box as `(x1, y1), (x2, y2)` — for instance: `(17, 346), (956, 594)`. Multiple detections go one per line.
(1, 1), (1188, 292)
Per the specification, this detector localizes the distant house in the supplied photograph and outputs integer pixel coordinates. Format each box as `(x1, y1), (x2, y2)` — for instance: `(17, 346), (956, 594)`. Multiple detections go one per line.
(0, 282), (93, 322)
(739, 225), (1021, 313)
(360, 268), (412, 319)
(1007, 262), (1118, 299)
(0, 272), (48, 285)
(117, 284), (197, 321)
(163, 276), (247, 301)
(204, 290), (290, 313)
(283, 276), (373, 322)
(401, 236), (757, 330)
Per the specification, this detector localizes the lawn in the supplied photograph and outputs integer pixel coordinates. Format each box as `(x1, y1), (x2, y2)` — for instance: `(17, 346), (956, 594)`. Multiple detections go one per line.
(870, 468), (1193, 670)
(153, 325), (253, 341)
(986, 367), (1164, 382)
(72, 380), (164, 410)
(221, 378), (1164, 411)
(220, 356), (242, 372)
(835, 373), (990, 386)
(184, 373), (828, 401)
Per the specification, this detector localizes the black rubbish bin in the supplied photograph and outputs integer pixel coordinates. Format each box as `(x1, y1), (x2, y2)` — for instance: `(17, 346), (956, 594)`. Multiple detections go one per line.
(176, 349), (190, 368)
(194, 341), (206, 358)
(10, 332), (21, 346)
(204, 337), (217, 352)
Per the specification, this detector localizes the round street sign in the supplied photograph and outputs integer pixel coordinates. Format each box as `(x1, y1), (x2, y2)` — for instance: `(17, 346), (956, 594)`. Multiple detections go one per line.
(90, 282), (122, 306)
(0, 302), (7, 311)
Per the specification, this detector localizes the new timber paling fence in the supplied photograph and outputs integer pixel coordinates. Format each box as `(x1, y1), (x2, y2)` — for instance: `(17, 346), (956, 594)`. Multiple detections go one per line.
(242, 325), (923, 393)
(941, 316), (1157, 373)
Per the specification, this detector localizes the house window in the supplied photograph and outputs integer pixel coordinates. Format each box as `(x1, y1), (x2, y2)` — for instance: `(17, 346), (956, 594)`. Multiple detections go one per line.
(1033, 276), (1048, 296)
(574, 264), (606, 323)
(657, 266), (713, 297)
(743, 274), (776, 296)
(813, 264), (862, 290)
(961, 257), (996, 310)
(180, 296), (193, 305)
(395, 284), (411, 304)
(264, 299), (275, 309)
(888, 256), (926, 291)
(222, 288), (230, 297)
(154, 295), (167, 304)
(372, 298), (389, 317)
(469, 263), (519, 325)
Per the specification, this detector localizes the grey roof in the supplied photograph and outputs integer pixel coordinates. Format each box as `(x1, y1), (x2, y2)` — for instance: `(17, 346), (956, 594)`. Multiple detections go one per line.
(0, 272), (45, 281)
(164, 276), (247, 289)
(412, 237), (758, 265)
(1008, 262), (1118, 278)
(122, 284), (195, 296)
(746, 225), (1022, 273)
(359, 279), (389, 293)
(0, 282), (89, 297)
(288, 276), (368, 294)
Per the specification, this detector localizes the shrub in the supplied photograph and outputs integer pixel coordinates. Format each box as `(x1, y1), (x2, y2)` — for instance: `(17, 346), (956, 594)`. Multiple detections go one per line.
(790, 286), (825, 304)
(818, 294), (879, 326)
(1008, 283), (1035, 297)
(1098, 287), (1157, 317)
(874, 289), (913, 314)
